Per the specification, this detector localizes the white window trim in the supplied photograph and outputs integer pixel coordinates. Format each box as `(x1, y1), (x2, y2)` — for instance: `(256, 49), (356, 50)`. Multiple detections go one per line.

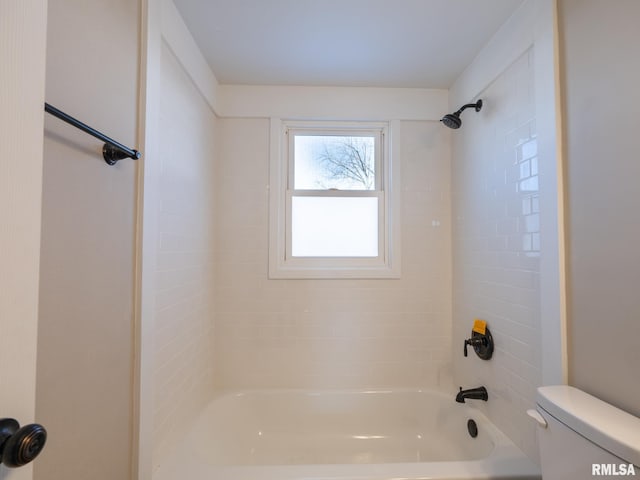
(269, 118), (401, 279)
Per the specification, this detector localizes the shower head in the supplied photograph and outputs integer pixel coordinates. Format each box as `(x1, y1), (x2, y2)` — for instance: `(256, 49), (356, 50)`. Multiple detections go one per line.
(440, 99), (483, 129)
(441, 113), (462, 129)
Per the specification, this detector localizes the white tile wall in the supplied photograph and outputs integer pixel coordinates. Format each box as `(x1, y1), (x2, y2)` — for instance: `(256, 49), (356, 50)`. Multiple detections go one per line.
(151, 45), (217, 465)
(213, 118), (453, 390)
(452, 49), (542, 460)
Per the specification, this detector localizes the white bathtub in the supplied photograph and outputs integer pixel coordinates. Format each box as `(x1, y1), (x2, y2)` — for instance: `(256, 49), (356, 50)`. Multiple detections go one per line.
(154, 389), (540, 480)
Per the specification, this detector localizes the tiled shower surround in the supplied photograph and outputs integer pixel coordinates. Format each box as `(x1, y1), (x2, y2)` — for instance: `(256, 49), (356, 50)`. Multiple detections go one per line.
(452, 49), (542, 459)
(150, 0), (549, 468)
(213, 119), (453, 390)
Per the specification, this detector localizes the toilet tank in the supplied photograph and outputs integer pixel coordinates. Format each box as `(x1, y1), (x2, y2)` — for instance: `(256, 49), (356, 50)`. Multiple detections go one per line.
(534, 386), (640, 480)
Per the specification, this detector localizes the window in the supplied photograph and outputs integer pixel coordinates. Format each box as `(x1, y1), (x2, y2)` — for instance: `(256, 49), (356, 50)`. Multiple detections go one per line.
(269, 119), (401, 278)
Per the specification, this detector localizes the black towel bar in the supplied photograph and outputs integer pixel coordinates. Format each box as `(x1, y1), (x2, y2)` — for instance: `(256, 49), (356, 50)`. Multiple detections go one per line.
(44, 103), (141, 165)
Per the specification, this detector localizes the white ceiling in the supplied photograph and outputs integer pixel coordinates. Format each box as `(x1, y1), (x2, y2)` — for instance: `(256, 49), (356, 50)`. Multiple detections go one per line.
(172, 0), (524, 89)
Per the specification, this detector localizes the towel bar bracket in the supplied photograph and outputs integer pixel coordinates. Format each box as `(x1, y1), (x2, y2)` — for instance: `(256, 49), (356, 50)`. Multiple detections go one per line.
(103, 144), (141, 165)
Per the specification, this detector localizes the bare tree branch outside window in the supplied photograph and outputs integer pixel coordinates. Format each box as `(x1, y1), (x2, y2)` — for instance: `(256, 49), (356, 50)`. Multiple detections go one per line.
(314, 137), (375, 190)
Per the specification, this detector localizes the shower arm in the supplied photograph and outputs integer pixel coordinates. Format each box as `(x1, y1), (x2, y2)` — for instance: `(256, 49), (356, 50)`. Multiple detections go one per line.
(454, 101), (483, 116)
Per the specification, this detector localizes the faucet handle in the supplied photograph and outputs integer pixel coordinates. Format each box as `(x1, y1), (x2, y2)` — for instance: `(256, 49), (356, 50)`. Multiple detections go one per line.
(463, 336), (485, 357)
(463, 328), (494, 360)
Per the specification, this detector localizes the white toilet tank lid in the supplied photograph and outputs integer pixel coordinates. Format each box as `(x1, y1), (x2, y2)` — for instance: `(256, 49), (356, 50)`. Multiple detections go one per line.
(537, 385), (640, 467)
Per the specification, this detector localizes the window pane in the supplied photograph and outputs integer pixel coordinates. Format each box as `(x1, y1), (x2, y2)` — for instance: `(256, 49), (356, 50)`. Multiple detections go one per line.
(294, 135), (376, 190)
(291, 196), (378, 257)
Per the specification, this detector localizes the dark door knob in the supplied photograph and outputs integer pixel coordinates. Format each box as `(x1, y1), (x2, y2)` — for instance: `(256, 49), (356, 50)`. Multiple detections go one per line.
(0, 418), (47, 468)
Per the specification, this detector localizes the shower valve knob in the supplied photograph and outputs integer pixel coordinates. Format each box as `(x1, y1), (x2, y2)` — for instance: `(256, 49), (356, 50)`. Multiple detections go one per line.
(463, 327), (494, 360)
(0, 418), (47, 468)
(463, 337), (486, 357)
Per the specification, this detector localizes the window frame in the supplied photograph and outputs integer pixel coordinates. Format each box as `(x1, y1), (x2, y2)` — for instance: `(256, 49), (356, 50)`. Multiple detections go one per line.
(269, 118), (401, 279)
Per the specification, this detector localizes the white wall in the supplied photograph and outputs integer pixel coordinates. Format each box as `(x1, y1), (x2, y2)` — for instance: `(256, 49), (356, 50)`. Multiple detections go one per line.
(559, 0), (640, 418)
(449, 0), (562, 461)
(138, 1), (219, 476)
(213, 93), (453, 390)
(37, 1), (139, 478)
(150, 42), (218, 467)
(452, 47), (541, 459)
